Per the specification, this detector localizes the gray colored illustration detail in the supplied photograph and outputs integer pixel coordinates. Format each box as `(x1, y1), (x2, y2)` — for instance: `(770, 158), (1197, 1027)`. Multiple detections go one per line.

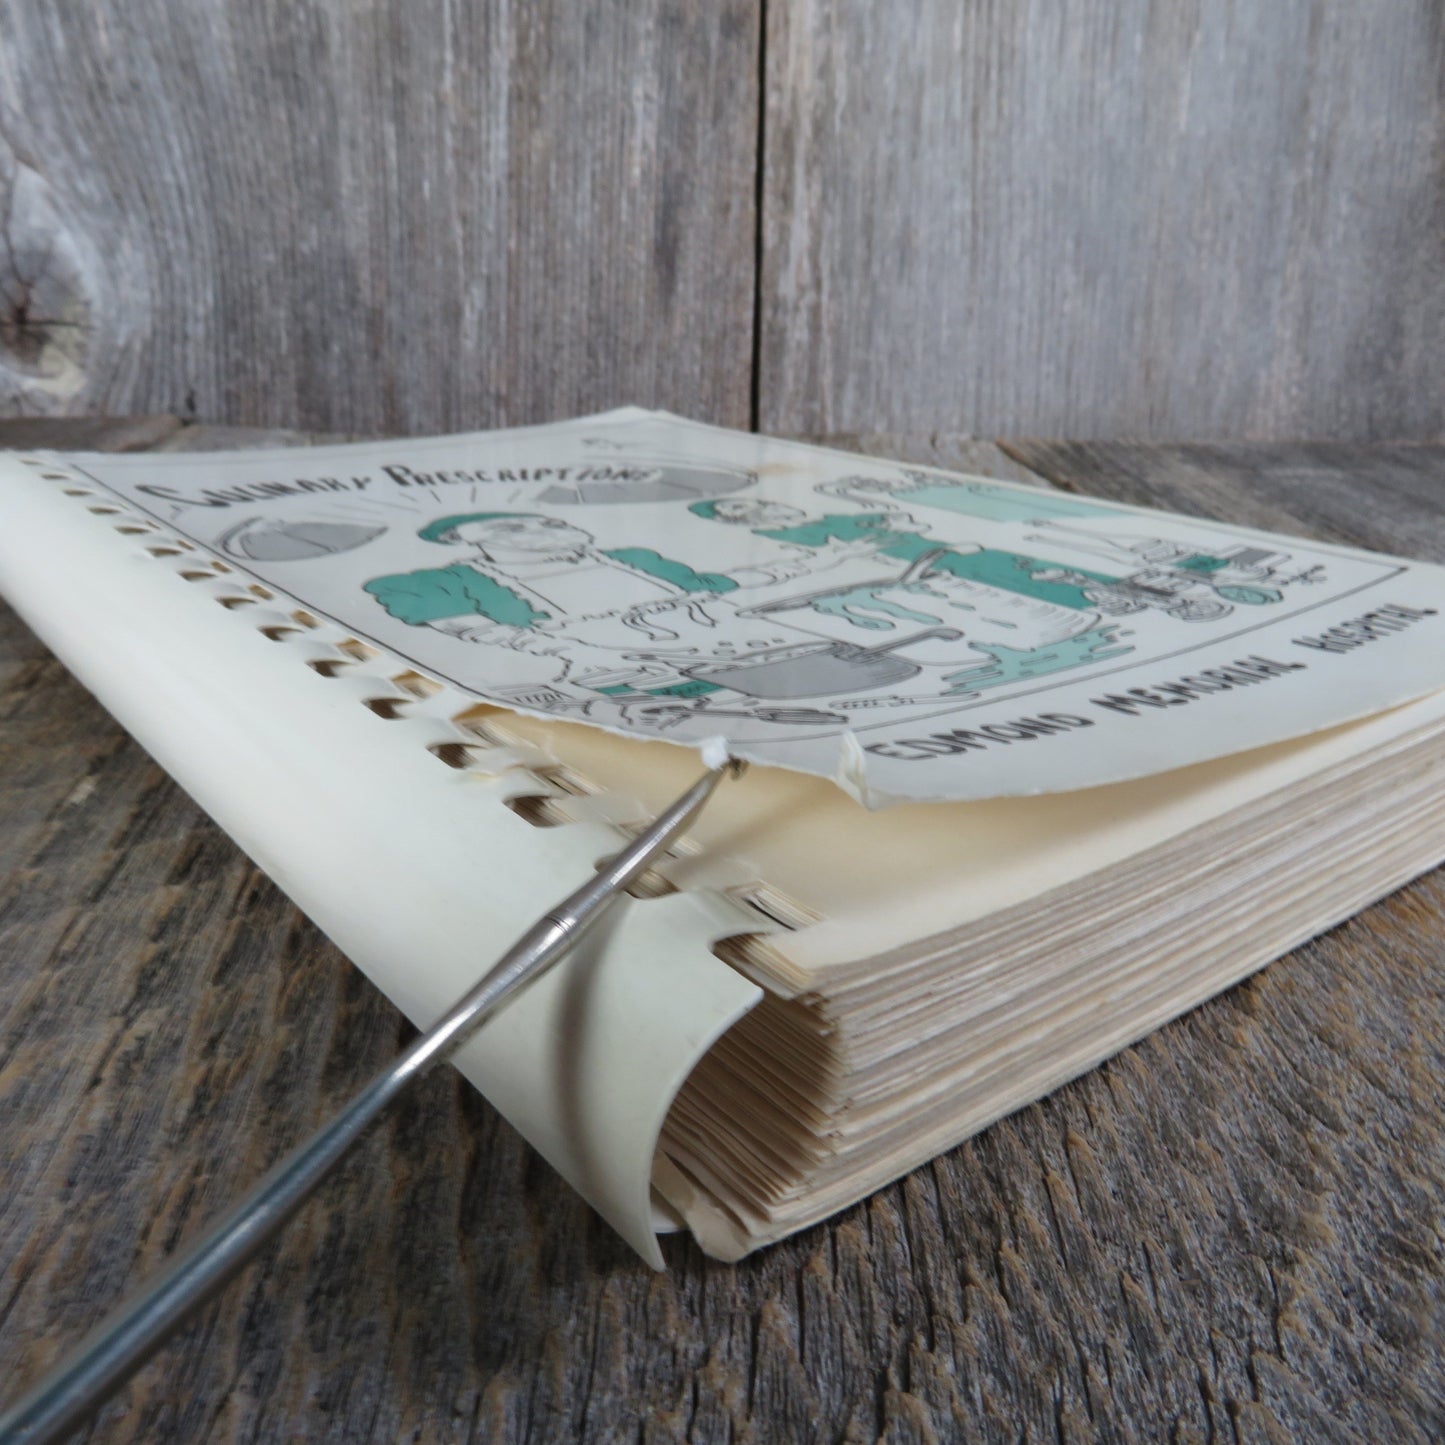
(218, 517), (387, 561)
(685, 628), (963, 698)
(820, 471), (1130, 523)
(531, 456), (757, 506)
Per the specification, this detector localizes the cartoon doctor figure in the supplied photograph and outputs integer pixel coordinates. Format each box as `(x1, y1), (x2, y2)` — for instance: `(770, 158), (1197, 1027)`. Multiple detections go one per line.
(362, 510), (843, 715)
(366, 512), (735, 644)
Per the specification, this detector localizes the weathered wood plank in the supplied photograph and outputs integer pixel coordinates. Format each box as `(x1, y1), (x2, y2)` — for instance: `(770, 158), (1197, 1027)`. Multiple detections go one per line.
(1003, 440), (1445, 562)
(154, 424), (347, 452)
(0, 415), (182, 453)
(1, 425), (1442, 1442)
(0, 2), (759, 433)
(760, 1), (1445, 441)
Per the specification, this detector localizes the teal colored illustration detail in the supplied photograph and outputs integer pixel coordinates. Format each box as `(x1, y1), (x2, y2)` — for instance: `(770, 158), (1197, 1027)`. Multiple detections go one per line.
(364, 563), (549, 627)
(901, 482), (1125, 524)
(757, 513), (895, 547)
(355, 500), (1318, 730)
(1216, 584), (1283, 605)
(891, 545), (1111, 611)
(943, 626), (1131, 696)
(604, 548), (738, 594)
(807, 586), (944, 631)
(596, 679), (723, 698)
(757, 514), (1120, 610)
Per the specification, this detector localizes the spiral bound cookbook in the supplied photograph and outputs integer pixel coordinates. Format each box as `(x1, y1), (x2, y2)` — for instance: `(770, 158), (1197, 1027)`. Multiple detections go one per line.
(4, 409), (1445, 1262)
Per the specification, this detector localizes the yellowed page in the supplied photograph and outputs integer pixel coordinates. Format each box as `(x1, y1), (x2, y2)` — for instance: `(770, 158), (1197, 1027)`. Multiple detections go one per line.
(488, 688), (1445, 969)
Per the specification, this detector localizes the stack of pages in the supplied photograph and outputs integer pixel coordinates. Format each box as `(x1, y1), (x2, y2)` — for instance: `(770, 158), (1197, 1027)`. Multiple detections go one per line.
(3, 409), (1442, 1263)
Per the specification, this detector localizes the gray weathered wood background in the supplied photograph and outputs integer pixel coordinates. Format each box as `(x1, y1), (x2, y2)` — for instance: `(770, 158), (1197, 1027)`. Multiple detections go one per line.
(1, 1), (1441, 440)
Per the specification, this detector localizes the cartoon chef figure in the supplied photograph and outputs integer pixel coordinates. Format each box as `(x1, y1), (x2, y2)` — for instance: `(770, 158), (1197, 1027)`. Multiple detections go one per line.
(366, 511), (733, 642)
(362, 510), (838, 714)
(689, 496), (1110, 652)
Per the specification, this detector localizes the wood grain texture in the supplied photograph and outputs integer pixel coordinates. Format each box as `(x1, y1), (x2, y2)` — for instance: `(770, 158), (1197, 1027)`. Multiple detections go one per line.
(0, 3), (758, 433)
(800, 433), (1050, 490)
(761, 0), (1445, 441)
(0, 414), (181, 454)
(1, 419), (1443, 1443)
(1002, 440), (1445, 562)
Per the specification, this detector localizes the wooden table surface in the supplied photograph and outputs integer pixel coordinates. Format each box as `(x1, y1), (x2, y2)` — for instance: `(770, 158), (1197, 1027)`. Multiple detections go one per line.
(2, 418), (1442, 1443)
